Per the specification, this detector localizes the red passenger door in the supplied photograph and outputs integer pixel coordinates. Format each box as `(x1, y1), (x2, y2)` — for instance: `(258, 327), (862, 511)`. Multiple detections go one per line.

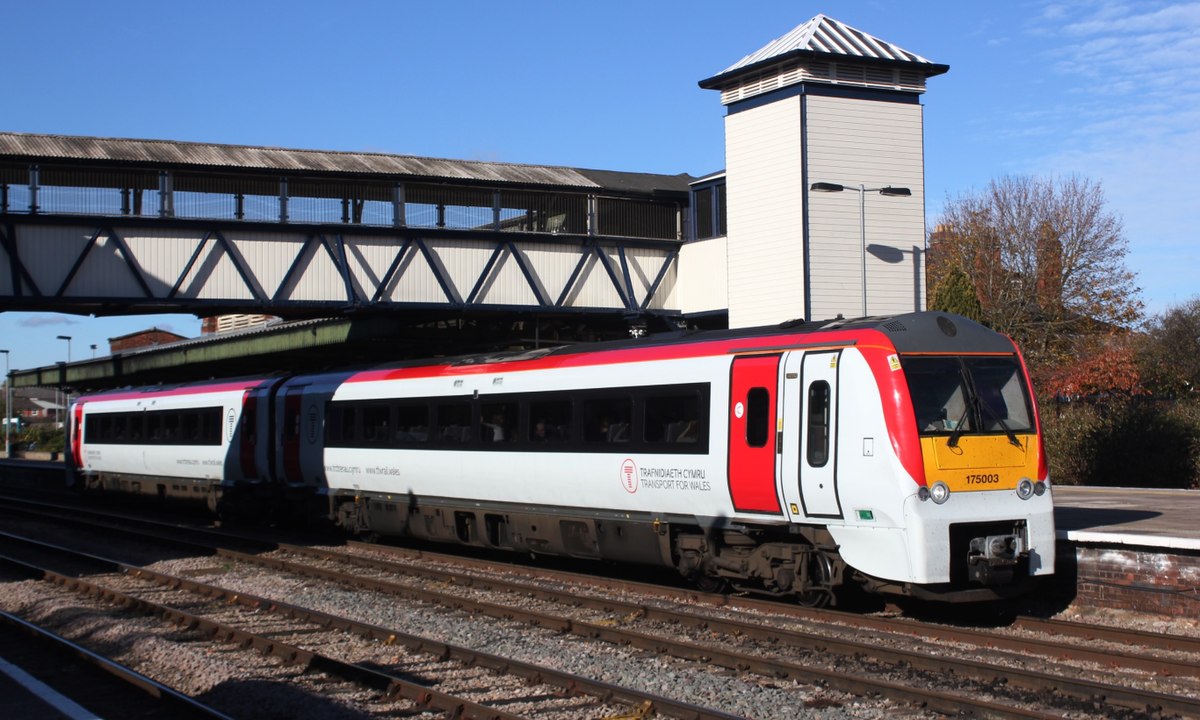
(727, 355), (783, 515)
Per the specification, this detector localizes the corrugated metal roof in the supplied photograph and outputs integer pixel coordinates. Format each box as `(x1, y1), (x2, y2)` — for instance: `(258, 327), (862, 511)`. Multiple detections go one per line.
(701, 14), (947, 86)
(0, 132), (693, 195)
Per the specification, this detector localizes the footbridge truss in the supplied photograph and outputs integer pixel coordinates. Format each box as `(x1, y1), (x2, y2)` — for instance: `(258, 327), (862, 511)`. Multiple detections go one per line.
(0, 133), (692, 326)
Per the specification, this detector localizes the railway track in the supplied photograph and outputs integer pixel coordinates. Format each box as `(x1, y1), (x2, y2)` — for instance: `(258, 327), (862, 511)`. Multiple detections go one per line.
(2, 495), (1199, 718)
(0, 531), (738, 720)
(0, 609), (233, 720)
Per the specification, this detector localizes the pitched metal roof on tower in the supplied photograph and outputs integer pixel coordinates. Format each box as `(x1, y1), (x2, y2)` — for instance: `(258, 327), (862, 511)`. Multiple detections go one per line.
(699, 14), (948, 103)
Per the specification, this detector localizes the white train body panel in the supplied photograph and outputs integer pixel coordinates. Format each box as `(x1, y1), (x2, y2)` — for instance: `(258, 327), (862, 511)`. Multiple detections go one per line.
(75, 385), (247, 482)
(324, 356), (735, 517)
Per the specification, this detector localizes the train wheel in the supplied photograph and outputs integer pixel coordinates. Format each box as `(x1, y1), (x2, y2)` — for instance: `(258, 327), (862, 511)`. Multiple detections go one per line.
(795, 551), (835, 608)
(691, 573), (727, 594)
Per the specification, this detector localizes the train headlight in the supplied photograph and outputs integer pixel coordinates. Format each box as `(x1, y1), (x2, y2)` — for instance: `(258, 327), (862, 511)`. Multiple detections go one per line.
(1016, 478), (1035, 500)
(1034, 481), (1047, 496)
(929, 481), (951, 505)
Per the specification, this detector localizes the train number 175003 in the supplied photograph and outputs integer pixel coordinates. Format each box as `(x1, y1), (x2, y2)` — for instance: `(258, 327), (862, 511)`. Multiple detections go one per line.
(965, 473), (1001, 485)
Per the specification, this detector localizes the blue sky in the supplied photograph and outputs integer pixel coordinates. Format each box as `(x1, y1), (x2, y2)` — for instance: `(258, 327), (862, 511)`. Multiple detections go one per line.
(2, 0), (1197, 373)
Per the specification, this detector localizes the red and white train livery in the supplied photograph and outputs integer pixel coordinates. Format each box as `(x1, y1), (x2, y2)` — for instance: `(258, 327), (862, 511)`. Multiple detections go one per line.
(69, 312), (1054, 603)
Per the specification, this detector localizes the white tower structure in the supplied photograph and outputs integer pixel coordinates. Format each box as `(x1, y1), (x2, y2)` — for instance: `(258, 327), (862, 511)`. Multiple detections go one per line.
(698, 15), (948, 327)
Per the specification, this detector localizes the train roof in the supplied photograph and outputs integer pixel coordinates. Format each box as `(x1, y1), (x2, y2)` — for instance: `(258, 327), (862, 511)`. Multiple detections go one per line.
(350, 312), (1016, 380)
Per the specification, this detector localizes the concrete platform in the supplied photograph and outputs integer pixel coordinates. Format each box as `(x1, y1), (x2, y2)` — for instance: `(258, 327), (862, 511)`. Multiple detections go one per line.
(1051, 486), (1200, 616)
(1054, 486), (1200, 550)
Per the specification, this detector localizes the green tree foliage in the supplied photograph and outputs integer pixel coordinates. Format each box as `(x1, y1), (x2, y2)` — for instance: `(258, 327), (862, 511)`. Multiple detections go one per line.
(1043, 397), (1199, 489)
(20, 423), (64, 454)
(929, 267), (984, 323)
(931, 175), (1142, 375)
(1136, 297), (1200, 397)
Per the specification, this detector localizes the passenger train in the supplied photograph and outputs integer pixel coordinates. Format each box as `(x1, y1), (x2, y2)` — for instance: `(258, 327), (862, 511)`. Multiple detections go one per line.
(67, 312), (1054, 604)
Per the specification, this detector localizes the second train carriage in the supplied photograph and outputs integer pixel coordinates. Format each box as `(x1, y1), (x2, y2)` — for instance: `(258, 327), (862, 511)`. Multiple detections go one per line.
(68, 312), (1055, 603)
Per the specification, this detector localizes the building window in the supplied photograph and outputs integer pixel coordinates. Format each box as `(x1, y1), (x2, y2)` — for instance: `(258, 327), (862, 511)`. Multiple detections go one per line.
(690, 179), (727, 241)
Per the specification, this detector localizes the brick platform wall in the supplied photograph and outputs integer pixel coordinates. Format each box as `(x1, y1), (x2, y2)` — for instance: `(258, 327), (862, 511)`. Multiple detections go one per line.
(1056, 540), (1200, 616)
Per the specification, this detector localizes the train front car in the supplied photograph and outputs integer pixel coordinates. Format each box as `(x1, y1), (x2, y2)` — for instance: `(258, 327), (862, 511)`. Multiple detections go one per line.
(839, 313), (1054, 601)
(316, 311), (1052, 606)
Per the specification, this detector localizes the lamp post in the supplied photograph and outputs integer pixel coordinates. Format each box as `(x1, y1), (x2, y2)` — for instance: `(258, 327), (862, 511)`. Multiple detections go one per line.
(810, 181), (912, 317)
(1, 349), (9, 459)
(57, 335), (72, 428)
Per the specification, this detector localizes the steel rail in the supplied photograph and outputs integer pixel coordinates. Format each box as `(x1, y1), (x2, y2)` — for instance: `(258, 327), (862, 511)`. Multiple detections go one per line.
(5, 496), (1200, 714)
(242, 543), (1200, 719)
(0, 610), (236, 720)
(343, 538), (1200, 659)
(333, 541), (1200, 679)
(6, 494), (1200, 670)
(9, 489), (1200, 660)
(0, 523), (1048, 719)
(0, 531), (738, 720)
(0, 543), (532, 720)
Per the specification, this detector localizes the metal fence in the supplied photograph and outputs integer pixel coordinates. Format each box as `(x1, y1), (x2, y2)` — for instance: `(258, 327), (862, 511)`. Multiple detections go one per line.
(0, 163), (683, 241)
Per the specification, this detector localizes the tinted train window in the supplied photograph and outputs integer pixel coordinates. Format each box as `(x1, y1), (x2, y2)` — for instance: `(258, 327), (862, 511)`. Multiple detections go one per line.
(361, 404), (391, 444)
(965, 357), (1034, 432)
(583, 397), (632, 443)
(326, 404), (354, 445)
(745, 387), (770, 448)
(806, 381), (831, 467)
(112, 414), (129, 442)
(644, 391), (702, 444)
(84, 407), (222, 446)
(902, 355), (1033, 436)
(394, 403), (429, 443)
(529, 399), (571, 443)
(481, 401), (516, 443)
(436, 402), (473, 444)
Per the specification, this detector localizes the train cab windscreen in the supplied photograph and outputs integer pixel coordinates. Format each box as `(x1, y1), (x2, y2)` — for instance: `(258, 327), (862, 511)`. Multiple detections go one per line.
(901, 356), (1034, 438)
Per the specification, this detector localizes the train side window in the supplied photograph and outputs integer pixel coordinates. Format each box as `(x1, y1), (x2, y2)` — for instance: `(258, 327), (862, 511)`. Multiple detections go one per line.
(394, 403), (429, 444)
(583, 397), (632, 443)
(746, 387), (770, 448)
(112, 414), (129, 443)
(86, 415), (104, 443)
(806, 381), (831, 467)
(361, 403), (391, 445)
(146, 412), (164, 442)
(436, 402), (473, 444)
(481, 401), (516, 443)
(325, 404), (354, 446)
(644, 392), (702, 445)
(181, 412), (200, 444)
(529, 399), (571, 443)
(161, 412), (180, 444)
(200, 408), (222, 445)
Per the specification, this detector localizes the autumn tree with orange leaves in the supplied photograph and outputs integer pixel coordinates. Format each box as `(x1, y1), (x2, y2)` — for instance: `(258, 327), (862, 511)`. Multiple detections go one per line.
(928, 175), (1142, 379)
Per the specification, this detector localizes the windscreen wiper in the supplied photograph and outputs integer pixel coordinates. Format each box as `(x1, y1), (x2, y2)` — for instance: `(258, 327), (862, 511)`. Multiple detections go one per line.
(947, 364), (973, 449)
(978, 397), (1023, 449)
(946, 404), (971, 448)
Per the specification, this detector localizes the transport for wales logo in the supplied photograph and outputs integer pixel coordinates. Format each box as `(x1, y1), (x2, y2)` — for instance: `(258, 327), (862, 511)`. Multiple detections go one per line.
(620, 458), (638, 493)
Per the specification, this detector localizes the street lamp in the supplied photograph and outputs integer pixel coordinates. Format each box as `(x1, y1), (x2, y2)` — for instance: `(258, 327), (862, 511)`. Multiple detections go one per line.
(57, 335), (72, 428)
(1, 349), (9, 459)
(810, 182), (912, 317)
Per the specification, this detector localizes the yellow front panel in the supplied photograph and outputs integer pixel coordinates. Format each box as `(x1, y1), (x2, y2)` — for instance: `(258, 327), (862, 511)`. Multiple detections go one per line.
(920, 435), (1040, 492)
